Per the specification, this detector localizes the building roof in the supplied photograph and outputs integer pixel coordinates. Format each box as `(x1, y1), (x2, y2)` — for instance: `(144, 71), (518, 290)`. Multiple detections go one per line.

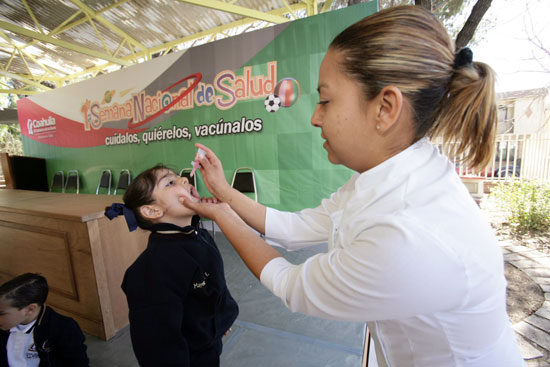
(497, 87), (549, 101)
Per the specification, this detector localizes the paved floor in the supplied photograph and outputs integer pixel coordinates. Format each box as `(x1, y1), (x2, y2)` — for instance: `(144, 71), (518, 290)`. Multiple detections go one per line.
(502, 242), (550, 365)
(85, 233), (550, 366)
(86, 233), (366, 367)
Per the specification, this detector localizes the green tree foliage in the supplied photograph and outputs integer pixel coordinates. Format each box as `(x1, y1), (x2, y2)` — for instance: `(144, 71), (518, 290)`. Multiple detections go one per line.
(351, 0), (494, 46)
(378, 0), (470, 20)
(0, 77), (20, 108)
(1, 78), (23, 159)
(0, 124), (23, 156)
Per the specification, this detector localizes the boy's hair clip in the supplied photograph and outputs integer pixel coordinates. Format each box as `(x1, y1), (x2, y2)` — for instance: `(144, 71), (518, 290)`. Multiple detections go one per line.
(105, 203), (138, 232)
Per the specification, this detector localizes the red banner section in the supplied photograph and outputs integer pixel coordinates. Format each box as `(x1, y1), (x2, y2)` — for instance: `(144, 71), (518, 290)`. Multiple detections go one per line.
(18, 98), (145, 148)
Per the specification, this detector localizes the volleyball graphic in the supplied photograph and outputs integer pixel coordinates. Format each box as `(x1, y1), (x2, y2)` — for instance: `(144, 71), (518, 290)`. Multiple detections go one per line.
(274, 78), (301, 107)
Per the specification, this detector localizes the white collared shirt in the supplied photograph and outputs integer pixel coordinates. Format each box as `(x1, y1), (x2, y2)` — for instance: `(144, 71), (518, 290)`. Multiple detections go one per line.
(7, 320), (39, 367)
(261, 139), (524, 366)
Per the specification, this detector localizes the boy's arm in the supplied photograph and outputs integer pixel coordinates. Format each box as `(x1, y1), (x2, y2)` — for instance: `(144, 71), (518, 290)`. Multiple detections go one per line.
(52, 317), (90, 366)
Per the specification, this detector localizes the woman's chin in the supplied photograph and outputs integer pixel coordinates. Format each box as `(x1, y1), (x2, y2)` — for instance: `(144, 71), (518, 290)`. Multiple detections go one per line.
(326, 151), (340, 165)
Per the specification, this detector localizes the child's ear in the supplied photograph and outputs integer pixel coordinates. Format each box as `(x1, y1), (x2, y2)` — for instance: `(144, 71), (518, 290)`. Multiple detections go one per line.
(24, 303), (39, 316)
(140, 205), (163, 220)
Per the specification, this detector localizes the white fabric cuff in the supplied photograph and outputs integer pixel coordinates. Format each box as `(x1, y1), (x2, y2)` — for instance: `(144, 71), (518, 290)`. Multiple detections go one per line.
(260, 256), (292, 295)
(265, 207), (283, 239)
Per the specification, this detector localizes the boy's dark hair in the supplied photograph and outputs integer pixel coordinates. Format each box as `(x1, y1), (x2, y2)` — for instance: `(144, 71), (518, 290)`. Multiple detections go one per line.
(0, 273), (48, 309)
(122, 164), (169, 229)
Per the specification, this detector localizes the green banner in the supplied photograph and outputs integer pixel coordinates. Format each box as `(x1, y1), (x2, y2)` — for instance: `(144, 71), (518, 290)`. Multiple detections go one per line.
(18, 2), (377, 211)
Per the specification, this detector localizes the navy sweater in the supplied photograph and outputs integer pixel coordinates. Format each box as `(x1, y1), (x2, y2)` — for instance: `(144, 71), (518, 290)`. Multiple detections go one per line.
(0, 305), (89, 367)
(121, 217), (239, 367)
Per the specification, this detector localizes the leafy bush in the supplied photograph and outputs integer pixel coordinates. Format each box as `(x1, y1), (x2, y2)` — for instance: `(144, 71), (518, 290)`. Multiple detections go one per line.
(490, 180), (550, 234)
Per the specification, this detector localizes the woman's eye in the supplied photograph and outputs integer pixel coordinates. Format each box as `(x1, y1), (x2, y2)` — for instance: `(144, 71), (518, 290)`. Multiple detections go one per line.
(167, 180), (174, 186)
(318, 100), (328, 105)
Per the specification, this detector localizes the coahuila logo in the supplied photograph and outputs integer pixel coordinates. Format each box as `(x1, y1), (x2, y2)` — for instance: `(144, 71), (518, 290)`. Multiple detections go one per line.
(27, 116), (56, 135)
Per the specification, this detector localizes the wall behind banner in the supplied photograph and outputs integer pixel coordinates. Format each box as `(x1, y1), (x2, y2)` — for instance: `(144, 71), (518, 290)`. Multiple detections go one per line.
(18, 2), (377, 211)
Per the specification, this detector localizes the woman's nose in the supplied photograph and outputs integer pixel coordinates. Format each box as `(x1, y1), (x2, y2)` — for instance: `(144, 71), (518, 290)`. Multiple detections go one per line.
(311, 105), (322, 127)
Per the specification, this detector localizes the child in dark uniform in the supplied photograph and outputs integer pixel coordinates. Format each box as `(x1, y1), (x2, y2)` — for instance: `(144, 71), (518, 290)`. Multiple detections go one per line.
(0, 273), (89, 367)
(105, 164), (238, 367)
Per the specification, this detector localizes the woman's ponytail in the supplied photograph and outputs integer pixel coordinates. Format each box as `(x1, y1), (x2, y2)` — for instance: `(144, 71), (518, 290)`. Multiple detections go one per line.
(430, 60), (497, 170)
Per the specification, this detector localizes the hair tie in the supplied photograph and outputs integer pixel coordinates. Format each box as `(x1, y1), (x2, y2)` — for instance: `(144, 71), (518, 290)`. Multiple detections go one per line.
(105, 203), (138, 232)
(454, 47), (473, 69)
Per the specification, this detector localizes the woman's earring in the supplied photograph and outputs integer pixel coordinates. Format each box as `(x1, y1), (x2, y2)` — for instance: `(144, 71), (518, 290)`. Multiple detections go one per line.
(376, 124), (381, 130)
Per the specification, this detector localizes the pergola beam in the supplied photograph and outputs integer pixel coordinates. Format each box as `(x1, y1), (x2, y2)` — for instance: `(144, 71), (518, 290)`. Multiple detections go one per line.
(68, 0), (148, 53)
(0, 89), (42, 95)
(0, 1), (318, 95)
(0, 70), (50, 91)
(50, 2), (308, 84)
(175, 0), (290, 24)
(321, 0), (335, 12)
(0, 20), (132, 66)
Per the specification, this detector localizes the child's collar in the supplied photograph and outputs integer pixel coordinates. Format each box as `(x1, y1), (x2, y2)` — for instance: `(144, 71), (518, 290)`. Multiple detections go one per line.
(22, 304), (45, 334)
(149, 215), (201, 234)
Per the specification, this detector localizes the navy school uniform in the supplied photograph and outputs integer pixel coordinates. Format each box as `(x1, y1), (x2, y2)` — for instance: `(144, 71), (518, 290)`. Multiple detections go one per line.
(121, 216), (239, 367)
(0, 305), (89, 367)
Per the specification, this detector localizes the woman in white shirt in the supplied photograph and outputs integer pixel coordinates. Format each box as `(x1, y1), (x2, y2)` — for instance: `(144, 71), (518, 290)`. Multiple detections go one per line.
(182, 5), (524, 366)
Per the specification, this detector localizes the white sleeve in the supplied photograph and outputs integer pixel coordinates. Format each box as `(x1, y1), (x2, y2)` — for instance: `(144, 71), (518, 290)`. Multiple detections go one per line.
(260, 214), (468, 322)
(264, 177), (355, 250)
(264, 207), (331, 250)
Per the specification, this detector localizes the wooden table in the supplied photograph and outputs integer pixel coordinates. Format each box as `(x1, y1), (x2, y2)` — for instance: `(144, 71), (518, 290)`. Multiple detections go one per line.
(0, 189), (148, 340)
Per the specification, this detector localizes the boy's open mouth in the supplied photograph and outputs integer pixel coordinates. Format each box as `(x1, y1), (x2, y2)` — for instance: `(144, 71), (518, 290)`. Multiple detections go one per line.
(190, 186), (201, 200)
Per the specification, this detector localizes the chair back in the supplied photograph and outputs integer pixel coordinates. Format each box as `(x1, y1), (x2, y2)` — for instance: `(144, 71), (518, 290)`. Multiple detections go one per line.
(96, 169), (112, 195)
(231, 167), (257, 202)
(114, 169), (131, 195)
(179, 168), (197, 188)
(50, 171), (64, 193)
(64, 170), (79, 194)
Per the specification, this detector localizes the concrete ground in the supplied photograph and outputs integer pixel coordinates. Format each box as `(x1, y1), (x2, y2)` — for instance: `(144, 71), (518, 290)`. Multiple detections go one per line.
(85, 232), (366, 367)
(502, 242), (550, 366)
(86, 232), (550, 366)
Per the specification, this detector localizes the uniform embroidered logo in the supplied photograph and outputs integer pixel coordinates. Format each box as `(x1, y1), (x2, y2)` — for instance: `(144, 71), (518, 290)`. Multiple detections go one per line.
(193, 272), (210, 289)
(193, 281), (206, 289)
(26, 343), (39, 359)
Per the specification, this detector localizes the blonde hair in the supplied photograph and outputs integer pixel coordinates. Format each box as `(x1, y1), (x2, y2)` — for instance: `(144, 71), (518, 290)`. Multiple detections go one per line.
(330, 5), (496, 170)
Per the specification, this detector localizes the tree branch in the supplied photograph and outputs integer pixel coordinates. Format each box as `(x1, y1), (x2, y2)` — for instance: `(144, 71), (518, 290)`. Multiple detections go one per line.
(455, 0), (492, 50)
(415, 0), (432, 11)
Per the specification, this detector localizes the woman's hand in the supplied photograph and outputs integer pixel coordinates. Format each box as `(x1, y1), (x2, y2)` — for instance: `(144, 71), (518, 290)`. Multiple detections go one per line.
(194, 143), (267, 236)
(195, 143), (232, 200)
(180, 196), (234, 221)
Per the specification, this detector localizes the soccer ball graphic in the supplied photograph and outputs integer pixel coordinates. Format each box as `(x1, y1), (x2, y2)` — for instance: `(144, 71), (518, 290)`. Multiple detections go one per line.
(264, 94), (281, 113)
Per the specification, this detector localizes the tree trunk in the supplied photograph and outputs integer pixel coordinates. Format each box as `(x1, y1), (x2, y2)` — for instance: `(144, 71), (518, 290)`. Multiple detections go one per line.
(455, 0), (492, 50)
(415, 0), (432, 11)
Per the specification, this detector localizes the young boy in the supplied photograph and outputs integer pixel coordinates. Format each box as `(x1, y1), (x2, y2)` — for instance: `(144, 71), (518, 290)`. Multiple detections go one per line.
(0, 273), (89, 367)
(105, 164), (238, 367)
